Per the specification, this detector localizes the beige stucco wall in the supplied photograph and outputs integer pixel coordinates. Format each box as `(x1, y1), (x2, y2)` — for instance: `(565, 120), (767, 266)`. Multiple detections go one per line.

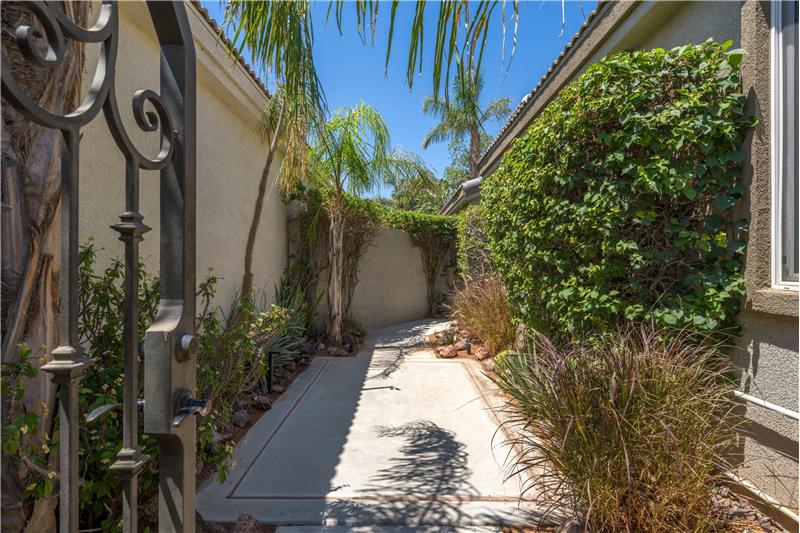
(305, 227), (447, 333)
(78, 2), (286, 309)
(348, 228), (432, 331)
(480, 0), (799, 517)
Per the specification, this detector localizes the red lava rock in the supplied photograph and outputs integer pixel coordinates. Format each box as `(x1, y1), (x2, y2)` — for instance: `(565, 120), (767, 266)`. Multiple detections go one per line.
(439, 346), (458, 358)
(453, 338), (469, 351)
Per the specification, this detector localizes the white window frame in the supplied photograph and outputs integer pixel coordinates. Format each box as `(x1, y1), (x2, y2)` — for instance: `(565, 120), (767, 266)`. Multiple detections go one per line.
(770, 0), (799, 289)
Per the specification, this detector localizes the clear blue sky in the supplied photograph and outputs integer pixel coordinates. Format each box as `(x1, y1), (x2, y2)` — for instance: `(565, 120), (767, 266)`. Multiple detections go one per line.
(200, 1), (596, 179)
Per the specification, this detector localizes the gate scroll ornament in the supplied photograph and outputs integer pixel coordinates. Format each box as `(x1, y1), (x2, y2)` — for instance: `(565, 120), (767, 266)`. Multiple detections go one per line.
(1, 2), (202, 532)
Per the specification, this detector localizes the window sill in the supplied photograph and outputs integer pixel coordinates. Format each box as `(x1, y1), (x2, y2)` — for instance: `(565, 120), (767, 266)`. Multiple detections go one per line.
(746, 288), (799, 317)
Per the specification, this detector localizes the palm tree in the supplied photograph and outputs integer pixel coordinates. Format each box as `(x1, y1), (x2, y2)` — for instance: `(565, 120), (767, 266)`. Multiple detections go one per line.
(223, 2), (325, 300)
(422, 66), (511, 181)
(223, 0), (518, 297)
(307, 103), (432, 343)
(225, 1), (520, 103)
(238, 84), (320, 299)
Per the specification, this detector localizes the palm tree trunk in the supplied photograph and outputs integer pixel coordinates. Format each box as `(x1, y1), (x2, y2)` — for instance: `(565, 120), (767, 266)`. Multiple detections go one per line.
(240, 102), (285, 300)
(1, 2), (86, 531)
(469, 126), (481, 180)
(326, 196), (344, 344)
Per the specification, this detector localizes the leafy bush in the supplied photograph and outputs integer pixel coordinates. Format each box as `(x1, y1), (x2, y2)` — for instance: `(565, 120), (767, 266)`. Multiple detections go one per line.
(493, 325), (738, 531)
(482, 41), (755, 342)
(50, 243), (299, 531)
(76, 242), (160, 529)
(456, 205), (493, 281)
(450, 276), (514, 355)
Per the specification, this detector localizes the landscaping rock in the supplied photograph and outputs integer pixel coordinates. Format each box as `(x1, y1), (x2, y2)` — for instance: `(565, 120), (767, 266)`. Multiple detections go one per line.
(556, 520), (584, 533)
(252, 395), (272, 410)
(285, 361), (297, 372)
(327, 346), (338, 355)
(301, 340), (317, 354)
(231, 409), (251, 428)
(317, 342), (326, 352)
(453, 338), (469, 351)
(298, 356), (310, 366)
(211, 431), (232, 445)
(483, 359), (495, 372)
(343, 333), (357, 347)
(272, 383), (286, 394)
(343, 343), (352, 353)
(475, 347), (491, 360)
(439, 346), (458, 358)
(232, 513), (271, 533)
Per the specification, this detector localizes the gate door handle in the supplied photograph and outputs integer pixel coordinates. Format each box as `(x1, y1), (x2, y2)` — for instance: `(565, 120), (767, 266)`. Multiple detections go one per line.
(172, 392), (211, 427)
(86, 399), (145, 423)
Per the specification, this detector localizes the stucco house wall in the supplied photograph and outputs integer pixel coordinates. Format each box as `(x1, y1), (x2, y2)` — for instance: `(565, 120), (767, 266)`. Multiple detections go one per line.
(79, 2), (287, 309)
(477, 0), (799, 523)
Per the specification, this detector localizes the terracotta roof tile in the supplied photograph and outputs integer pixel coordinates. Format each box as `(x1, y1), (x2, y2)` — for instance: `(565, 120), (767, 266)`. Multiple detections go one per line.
(189, 0), (270, 97)
(479, 1), (608, 168)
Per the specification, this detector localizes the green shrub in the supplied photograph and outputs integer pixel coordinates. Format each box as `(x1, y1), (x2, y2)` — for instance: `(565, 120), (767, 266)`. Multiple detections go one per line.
(59, 242), (299, 531)
(493, 325), (738, 531)
(450, 276), (514, 355)
(482, 41), (755, 342)
(456, 205), (493, 281)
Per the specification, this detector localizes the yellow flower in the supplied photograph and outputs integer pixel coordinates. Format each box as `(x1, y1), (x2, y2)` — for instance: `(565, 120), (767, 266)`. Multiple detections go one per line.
(19, 426), (28, 434)
(42, 443), (50, 454)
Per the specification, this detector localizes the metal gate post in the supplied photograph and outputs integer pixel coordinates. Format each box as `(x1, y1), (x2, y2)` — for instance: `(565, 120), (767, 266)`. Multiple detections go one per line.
(143, 4), (200, 532)
(2, 2), (198, 531)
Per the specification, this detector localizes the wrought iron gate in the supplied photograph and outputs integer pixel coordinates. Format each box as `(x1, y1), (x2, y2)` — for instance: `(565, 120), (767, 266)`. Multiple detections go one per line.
(2, 2), (200, 531)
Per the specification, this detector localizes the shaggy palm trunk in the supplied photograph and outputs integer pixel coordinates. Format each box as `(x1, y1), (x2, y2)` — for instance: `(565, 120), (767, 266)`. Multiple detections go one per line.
(240, 103), (285, 300)
(1, 2), (86, 531)
(469, 126), (480, 181)
(327, 196), (344, 344)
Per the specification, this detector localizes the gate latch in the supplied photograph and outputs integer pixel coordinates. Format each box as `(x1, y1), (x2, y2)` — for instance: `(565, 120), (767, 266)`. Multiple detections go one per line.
(172, 390), (211, 427)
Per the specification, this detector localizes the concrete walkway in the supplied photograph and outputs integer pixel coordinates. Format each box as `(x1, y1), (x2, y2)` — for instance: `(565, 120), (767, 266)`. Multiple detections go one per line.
(197, 319), (544, 530)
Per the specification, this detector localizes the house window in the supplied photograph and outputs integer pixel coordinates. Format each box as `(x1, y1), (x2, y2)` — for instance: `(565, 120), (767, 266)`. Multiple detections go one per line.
(772, 0), (799, 288)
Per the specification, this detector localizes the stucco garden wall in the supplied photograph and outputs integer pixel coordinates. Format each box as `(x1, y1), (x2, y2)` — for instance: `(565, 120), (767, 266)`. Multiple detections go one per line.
(78, 2), (287, 309)
(305, 227), (451, 333)
(348, 228), (432, 331)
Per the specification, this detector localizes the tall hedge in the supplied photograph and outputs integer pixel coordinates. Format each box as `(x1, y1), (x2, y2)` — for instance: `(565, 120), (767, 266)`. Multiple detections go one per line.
(482, 40), (755, 341)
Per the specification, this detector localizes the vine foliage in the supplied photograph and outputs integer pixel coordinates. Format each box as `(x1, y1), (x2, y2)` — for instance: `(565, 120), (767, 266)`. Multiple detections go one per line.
(456, 205), (493, 281)
(482, 40), (755, 342)
(291, 187), (457, 321)
(289, 187), (384, 322)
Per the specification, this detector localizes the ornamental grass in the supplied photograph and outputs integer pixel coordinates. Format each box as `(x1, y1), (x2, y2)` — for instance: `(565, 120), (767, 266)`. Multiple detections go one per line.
(450, 275), (514, 356)
(492, 324), (739, 532)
